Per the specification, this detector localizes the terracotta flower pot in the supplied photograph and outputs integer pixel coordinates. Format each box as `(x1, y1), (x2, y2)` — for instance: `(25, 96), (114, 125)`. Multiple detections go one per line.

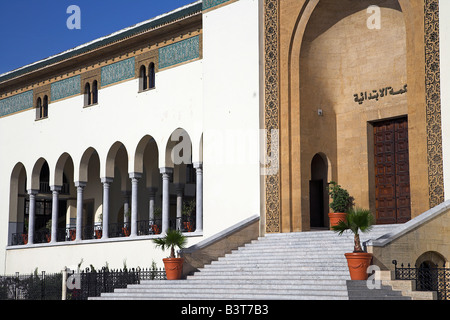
(345, 252), (373, 280)
(163, 258), (184, 280)
(328, 212), (347, 228)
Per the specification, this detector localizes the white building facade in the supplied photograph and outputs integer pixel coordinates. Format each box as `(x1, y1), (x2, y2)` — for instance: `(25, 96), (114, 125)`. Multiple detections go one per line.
(0, 0), (262, 274)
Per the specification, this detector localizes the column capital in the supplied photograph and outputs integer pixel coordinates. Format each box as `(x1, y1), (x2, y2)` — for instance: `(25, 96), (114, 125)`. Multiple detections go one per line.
(74, 181), (87, 188)
(50, 185), (62, 192)
(101, 177), (113, 184)
(122, 190), (131, 197)
(193, 162), (203, 169)
(159, 167), (173, 175)
(27, 189), (39, 195)
(148, 187), (158, 195)
(174, 183), (185, 193)
(129, 172), (143, 179)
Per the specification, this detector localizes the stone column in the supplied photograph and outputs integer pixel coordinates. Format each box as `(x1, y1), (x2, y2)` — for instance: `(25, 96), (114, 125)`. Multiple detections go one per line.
(122, 191), (131, 224)
(75, 182), (86, 241)
(27, 189), (38, 245)
(148, 187), (158, 222)
(101, 178), (113, 239)
(129, 173), (142, 237)
(50, 185), (62, 243)
(174, 183), (184, 230)
(194, 162), (203, 232)
(160, 167), (173, 234)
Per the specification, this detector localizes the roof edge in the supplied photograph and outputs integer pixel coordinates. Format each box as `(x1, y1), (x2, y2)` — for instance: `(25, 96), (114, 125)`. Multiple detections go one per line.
(0, 0), (202, 85)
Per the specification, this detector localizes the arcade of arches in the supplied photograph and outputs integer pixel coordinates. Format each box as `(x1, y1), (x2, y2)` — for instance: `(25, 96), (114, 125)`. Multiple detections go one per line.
(263, 0), (444, 233)
(8, 129), (203, 246)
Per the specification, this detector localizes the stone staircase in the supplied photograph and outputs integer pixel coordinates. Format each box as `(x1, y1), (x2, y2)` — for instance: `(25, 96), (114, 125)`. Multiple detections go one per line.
(92, 224), (432, 300)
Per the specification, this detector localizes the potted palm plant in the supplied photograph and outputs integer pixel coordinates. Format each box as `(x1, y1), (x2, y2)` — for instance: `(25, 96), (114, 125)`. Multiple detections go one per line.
(332, 207), (375, 280)
(327, 181), (354, 228)
(152, 229), (187, 280)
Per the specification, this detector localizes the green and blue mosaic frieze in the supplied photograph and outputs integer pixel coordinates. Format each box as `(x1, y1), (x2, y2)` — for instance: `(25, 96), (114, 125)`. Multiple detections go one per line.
(101, 57), (135, 87)
(0, 90), (33, 117)
(159, 36), (200, 69)
(51, 75), (81, 101)
(203, 0), (231, 10)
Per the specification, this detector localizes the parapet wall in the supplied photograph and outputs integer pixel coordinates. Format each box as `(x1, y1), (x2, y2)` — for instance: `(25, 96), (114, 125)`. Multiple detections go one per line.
(368, 200), (450, 270)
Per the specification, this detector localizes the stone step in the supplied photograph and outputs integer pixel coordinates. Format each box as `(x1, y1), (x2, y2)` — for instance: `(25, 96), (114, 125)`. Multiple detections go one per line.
(242, 242), (354, 248)
(200, 260), (347, 270)
(346, 281), (411, 300)
(186, 273), (351, 280)
(248, 235), (389, 245)
(211, 258), (347, 265)
(137, 279), (349, 286)
(218, 254), (346, 261)
(92, 291), (349, 300)
(190, 271), (352, 278)
(111, 286), (350, 295)
(229, 248), (350, 255)
(253, 232), (389, 240)
(94, 282), (409, 300)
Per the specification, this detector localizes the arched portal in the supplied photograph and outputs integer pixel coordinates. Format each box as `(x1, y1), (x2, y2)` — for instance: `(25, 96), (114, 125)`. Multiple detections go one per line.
(274, 0), (414, 232)
(53, 153), (75, 242)
(104, 142), (129, 237)
(78, 147), (102, 239)
(134, 135), (161, 232)
(9, 163), (27, 245)
(165, 128), (196, 231)
(415, 251), (447, 294)
(310, 153), (329, 228)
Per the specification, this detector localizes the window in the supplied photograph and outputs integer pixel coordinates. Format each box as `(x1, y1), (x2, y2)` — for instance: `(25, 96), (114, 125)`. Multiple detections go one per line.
(36, 97), (42, 119)
(149, 63), (155, 89)
(139, 62), (156, 92)
(36, 96), (48, 120)
(139, 65), (147, 91)
(92, 80), (98, 104)
(43, 95), (48, 118)
(84, 82), (91, 106)
(84, 81), (98, 106)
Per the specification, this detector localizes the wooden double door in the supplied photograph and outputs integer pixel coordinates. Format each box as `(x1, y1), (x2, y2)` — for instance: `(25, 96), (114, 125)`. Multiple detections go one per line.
(373, 117), (411, 224)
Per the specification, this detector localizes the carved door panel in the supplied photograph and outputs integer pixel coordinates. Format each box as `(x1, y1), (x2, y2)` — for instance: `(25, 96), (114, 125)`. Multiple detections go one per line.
(374, 118), (411, 224)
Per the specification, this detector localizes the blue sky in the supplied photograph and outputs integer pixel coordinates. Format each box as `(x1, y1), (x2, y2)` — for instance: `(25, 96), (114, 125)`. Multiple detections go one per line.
(0, 0), (196, 75)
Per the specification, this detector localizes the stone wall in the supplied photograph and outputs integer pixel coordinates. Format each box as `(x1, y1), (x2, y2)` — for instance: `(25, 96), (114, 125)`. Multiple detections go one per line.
(369, 200), (450, 271)
(180, 215), (260, 278)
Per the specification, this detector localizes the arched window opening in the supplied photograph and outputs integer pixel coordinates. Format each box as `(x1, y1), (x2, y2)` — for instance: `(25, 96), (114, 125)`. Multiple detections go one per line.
(84, 82), (91, 106)
(92, 80), (98, 104)
(149, 62), (155, 89)
(36, 97), (42, 120)
(139, 65), (147, 91)
(43, 95), (48, 118)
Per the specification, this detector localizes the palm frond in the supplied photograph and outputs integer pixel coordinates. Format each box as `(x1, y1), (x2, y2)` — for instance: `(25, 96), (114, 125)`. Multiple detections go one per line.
(332, 207), (375, 252)
(331, 219), (350, 235)
(152, 229), (187, 258)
